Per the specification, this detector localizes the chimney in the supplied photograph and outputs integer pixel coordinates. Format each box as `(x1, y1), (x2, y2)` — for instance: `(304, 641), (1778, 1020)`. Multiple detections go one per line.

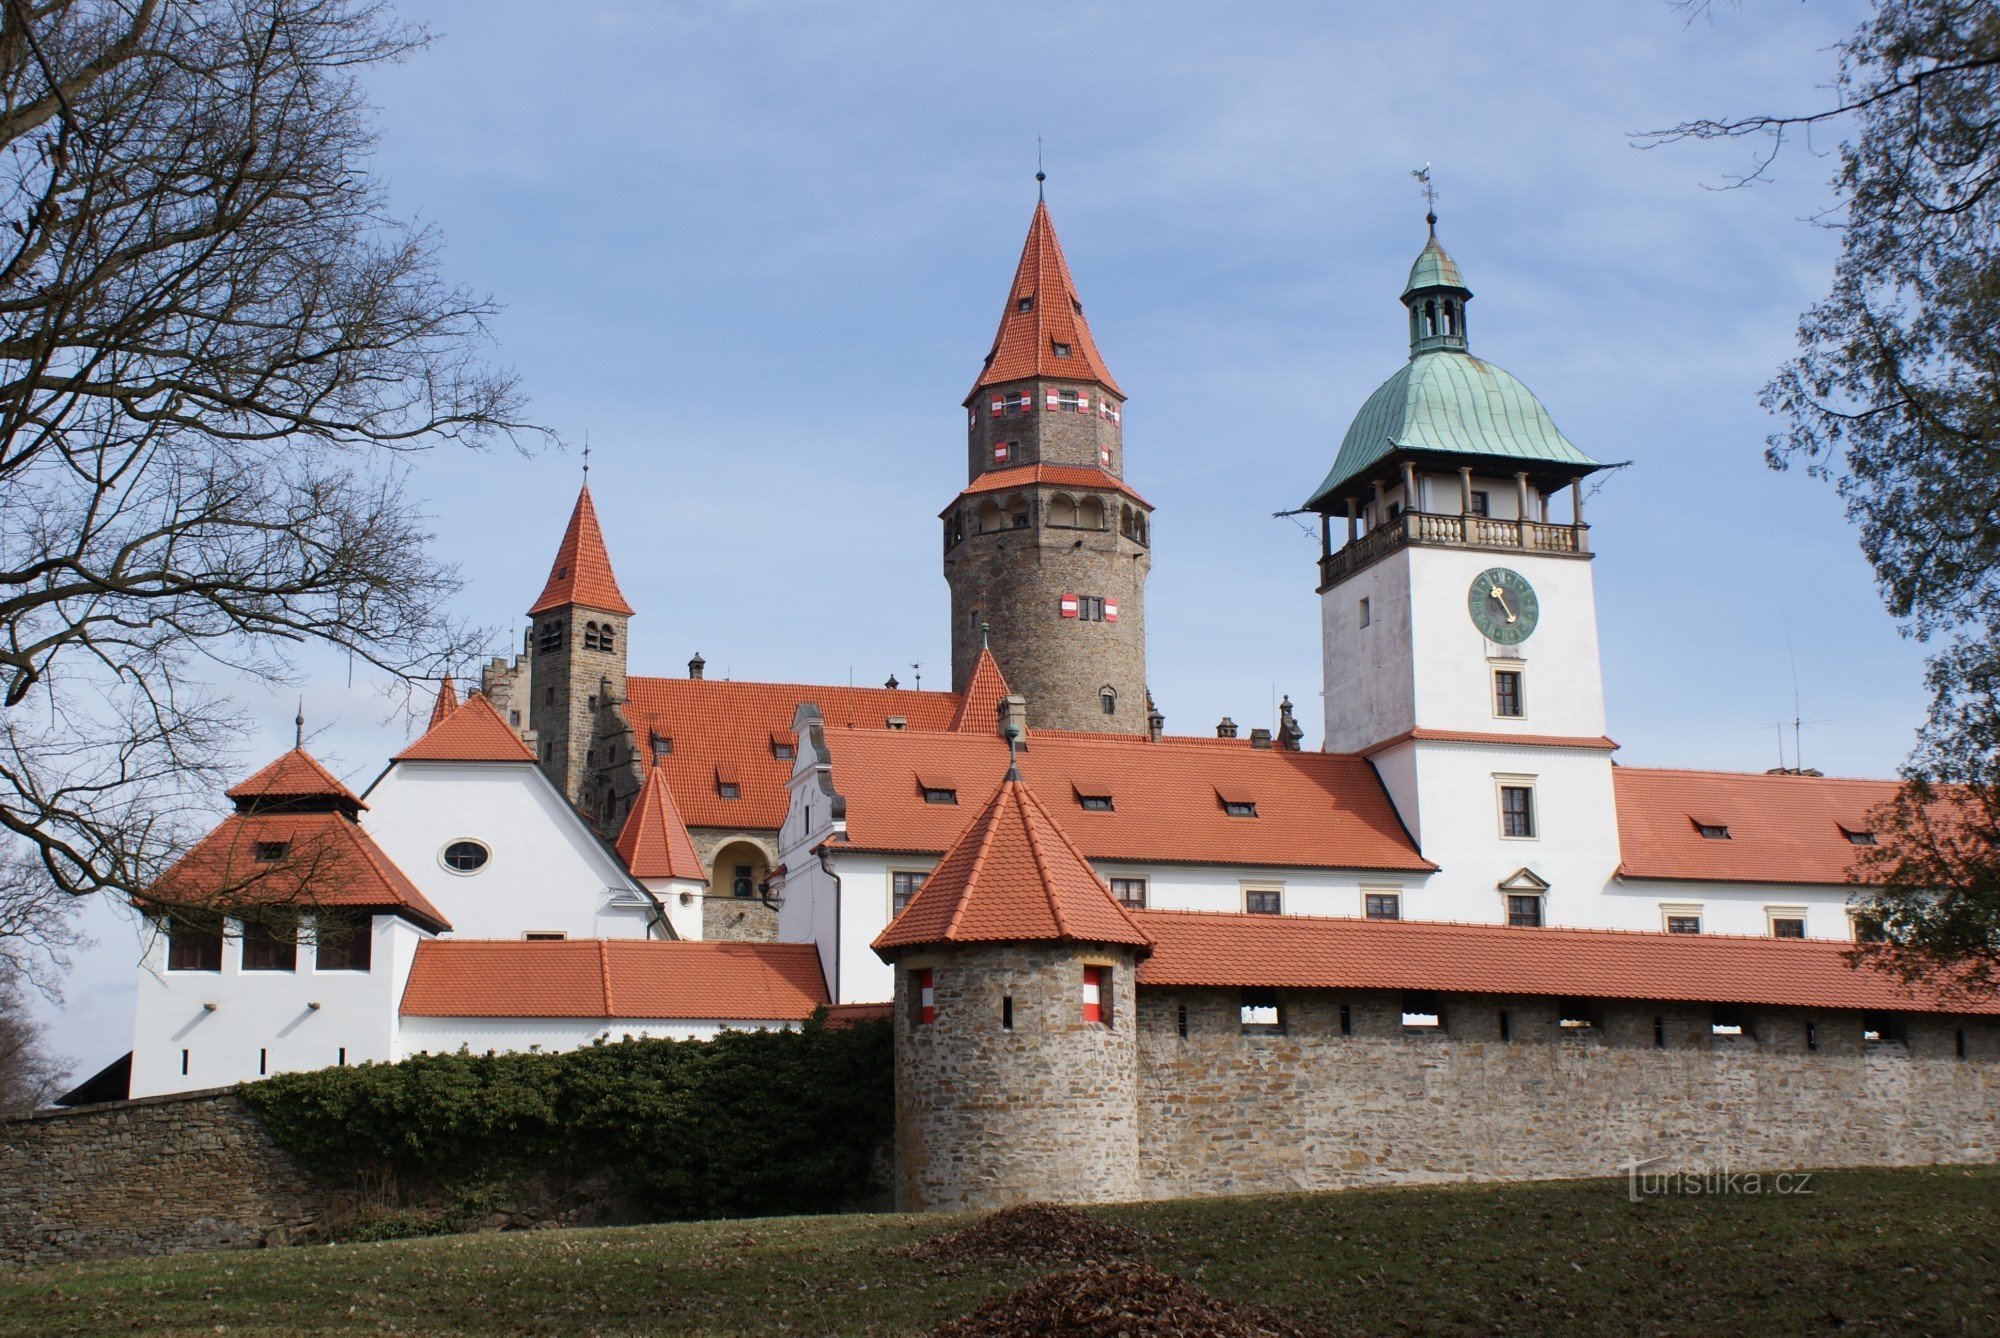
(885, 674), (900, 690)
(1277, 695), (1304, 752)
(1249, 728), (1272, 749)
(1145, 691), (1164, 744)
(996, 694), (1028, 744)
(1216, 716), (1238, 740)
(688, 652), (705, 680)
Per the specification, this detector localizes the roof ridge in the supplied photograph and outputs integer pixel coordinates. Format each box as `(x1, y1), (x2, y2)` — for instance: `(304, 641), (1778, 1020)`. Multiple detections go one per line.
(599, 939), (614, 1016)
(1012, 782), (1070, 939)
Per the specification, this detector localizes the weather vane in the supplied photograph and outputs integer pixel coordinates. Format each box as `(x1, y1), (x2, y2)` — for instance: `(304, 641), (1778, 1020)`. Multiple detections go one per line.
(581, 432), (590, 479)
(1412, 162), (1437, 233)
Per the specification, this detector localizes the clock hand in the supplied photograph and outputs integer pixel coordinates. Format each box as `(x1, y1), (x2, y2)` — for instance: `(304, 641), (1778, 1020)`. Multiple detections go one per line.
(1489, 585), (1518, 623)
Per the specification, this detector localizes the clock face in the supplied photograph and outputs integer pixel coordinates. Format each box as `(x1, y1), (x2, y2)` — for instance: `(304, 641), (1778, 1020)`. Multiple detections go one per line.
(1468, 568), (1539, 645)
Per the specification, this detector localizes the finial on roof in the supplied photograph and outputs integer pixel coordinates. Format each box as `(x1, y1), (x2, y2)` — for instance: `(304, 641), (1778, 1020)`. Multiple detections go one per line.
(1412, 162), (1437, 236)
(980, 620), (990, 650)
(1036, 135), (1045, 202)
(581, 432), (591, 479)
(294, 700), (304, 750)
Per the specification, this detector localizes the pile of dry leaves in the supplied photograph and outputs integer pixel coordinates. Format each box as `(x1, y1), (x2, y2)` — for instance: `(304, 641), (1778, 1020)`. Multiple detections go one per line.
(934, 1259), (1322, 1337)
(903, 1202), (1150, 1266)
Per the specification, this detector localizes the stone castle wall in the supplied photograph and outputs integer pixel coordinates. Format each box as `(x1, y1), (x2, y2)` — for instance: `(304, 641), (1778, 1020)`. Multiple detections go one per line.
(967, 380), (1124, 476)
(894, 943), (1142, 1211)
(1133, 988), (2000, 1199)
(0, 1089), (344, 1265)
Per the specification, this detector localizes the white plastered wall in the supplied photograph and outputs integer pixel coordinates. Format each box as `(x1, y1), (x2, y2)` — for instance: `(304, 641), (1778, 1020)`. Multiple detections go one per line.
(395, 1015), (799, 1058)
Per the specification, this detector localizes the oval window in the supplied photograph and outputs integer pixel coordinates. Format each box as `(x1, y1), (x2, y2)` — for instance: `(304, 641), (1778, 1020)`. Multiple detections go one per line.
(442, 840), (489, 873)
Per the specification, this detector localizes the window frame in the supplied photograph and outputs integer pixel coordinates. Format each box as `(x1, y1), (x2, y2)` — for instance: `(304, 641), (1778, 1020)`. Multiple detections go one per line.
(1505, 892), (1544, 928)
(1239, 986), (1284, 1034)
(439, 839), (491, 875)
(523, 930), (568, 941)
(1491, 666), (1525, 719)
(1243, 886), (1282, 916)
(890, 869), (929, 917)
(1496, 777), (1537, 840)
(1082, 964), (1112, 1027)
(1109, 876), (1147, 908)
(910, 967), (935, 1025)
(165, 917), (223, 973)
(1766, 906), (1809, 939)
(313, 916), (373, 973)
(1363, 890), (1401, 921)
(239, 917), (299, 972)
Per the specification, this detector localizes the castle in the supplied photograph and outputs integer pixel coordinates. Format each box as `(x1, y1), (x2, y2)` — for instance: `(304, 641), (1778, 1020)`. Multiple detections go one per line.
(96, 194), (2000, 1208)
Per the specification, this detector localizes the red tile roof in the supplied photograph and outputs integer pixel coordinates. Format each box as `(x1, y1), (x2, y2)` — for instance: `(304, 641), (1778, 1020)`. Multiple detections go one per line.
(225, 749), (363, 810)
(398, 939), (828, 1020)
(1131, 909), (1999, 1015)
(615, 765), (705, 881)
(1613, 767), (1901, 885)
(825, 731), (1431, 872)
(528, 485), (634, 617)
(968, 201), (1122, 400)
(1362, 728), (1619, 755)
(874, 774), (1150, 954)
(622, 676), (961, 830)
(822, 1002), (893, 1029)
(949, 464), (1149, 510)
(395, 693), (537, 763)
(427, 674), (460, 730)
(144, 808), (449, 932)
(949, 648), (1012, 734)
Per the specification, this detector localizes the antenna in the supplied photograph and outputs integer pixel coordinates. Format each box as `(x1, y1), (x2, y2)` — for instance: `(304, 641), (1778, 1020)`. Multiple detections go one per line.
(1412, 162), (1437, 233)
(1783, 613), (1804, 774)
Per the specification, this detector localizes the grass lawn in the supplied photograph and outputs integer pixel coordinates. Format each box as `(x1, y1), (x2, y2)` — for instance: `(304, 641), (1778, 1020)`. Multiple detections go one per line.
(3, 1166), (1995, 1334)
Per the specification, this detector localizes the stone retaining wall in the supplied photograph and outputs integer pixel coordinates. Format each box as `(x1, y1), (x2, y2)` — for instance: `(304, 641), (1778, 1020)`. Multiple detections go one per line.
(1135, 990), (2000, 1199)
(0, 1088), (343, 1265)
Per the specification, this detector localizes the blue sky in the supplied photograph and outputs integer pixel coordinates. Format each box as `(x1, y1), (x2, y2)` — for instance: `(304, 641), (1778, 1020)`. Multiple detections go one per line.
(38, 1), (1907, 1076)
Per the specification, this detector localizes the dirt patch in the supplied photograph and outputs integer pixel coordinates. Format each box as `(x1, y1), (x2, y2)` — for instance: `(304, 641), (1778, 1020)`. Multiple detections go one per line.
(935, 1259), (1322, 1337)
(903, 1202), (1150, 1266)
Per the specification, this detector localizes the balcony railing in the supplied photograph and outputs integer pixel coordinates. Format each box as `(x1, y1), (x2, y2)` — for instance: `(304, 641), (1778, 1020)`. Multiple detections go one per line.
(1319, 510), (1590, 588)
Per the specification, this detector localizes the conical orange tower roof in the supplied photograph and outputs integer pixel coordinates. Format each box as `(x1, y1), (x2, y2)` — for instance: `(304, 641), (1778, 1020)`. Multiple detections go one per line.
(615, 765), (706, 881)
(427, 673), (460, 729)
(949, 646), (1013, 733)
(225, 748), (364, 813)
(967, 200), (1122, 402)
(395, 693), (535, 763)
(528, 485), (634, 617)
(873, 768), (1150, 955)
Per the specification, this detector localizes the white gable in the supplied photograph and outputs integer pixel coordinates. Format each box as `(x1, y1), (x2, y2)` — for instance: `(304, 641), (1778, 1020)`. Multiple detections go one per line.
(362, 760), (659, 941)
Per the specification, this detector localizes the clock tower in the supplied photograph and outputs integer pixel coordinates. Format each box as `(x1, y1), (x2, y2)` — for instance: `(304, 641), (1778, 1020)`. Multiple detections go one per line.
(1303, 218), (1621, 928)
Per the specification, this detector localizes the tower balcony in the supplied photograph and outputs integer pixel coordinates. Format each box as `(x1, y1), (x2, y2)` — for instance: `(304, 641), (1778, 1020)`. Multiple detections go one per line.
(1318, 510), (1590, 589)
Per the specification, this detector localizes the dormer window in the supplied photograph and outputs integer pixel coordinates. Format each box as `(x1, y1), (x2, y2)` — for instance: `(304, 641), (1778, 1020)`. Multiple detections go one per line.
(253, 841), (290, 863)
(1078, 794), (1113, 812)
(922, 787), (957, 806)
(1841, 826), (1877, 846)
(772, 741), (794, 761)
(1222, 799), (1256, 819)
(717, 783), (739, 800)
(1694, 822), (1731, 840)
(1017, 295), (1033, 313)
(651, 733), (672, 761)
(1052, 342), (1071, 358)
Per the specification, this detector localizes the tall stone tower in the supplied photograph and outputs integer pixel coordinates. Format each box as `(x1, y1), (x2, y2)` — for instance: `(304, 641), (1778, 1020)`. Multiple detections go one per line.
(872, 761), (1151, 1211)
(942, 193), (1151, 734)
(525, 484), (637, 827)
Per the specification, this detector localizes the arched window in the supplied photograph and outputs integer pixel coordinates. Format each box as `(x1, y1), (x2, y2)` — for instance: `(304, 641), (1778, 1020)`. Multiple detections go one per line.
(537, 618), (565, 654)
(977, 499), (1003, 533)
(583, 621), (598, 650)
(1442, 302), (1455, 335)
(1005, 495), (1029, 529)
(1078, 497), (1105, 530)
(1424, 299), (1438, 336)
(1048, 494), (1077, 528)
(1100, 686), (1118, 716)
(599, 622), (615, 652)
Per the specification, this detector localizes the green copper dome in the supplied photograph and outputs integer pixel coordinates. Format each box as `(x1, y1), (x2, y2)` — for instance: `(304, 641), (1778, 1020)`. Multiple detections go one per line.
(1402, 235), (1467, 298)
(1305, 352), (1599, 511)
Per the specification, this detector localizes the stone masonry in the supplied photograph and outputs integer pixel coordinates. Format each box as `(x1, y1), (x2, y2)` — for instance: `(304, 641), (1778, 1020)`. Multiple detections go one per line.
(894, 942), (1144, 1210)
(0, 1089), (344, 1264)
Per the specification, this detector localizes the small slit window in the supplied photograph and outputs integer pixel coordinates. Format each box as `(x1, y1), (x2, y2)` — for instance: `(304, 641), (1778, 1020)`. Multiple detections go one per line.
(1082, 965), (1112, 1026)
(911, 967), (935, 1024)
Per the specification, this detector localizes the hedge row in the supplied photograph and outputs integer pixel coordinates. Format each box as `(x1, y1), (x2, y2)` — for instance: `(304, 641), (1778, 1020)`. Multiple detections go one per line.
(238, 1015), (893, 1220)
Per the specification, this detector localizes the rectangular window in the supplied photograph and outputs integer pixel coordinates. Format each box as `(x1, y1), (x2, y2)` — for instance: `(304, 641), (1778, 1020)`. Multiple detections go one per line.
(1499, 784), (1536, 838)
(891, 871), (927, 915)
(1240, 987), (1283, 1033)
(992, 441), (1013, 465)
(731, 864), (755, 898)
(1364, 892), (1401, 920)
(1358, 597), (1371, 628)
(771, 741), (794, 761)
(1469, 490), (1490, 517)
(911, 968), (934, 1024)
(315, 919), (372, 972)
(1078, 793), (1113, 811)
(181, 1049), (189, 1076)
(240, 919), (298, 972)
(1244, 887), (1282, 915)
(166, 919), (222, 973)
(1769, 914), (1807, 939)
(1506, 893), (1543, 928)
(259, 1048), (268, 1076)
(1082, 965), (1111, 1026)
(1076, 595), (1105, 622)
(717, 782), (739, 799)
(524, 931), (567, 941)
(921, 787), (958, 805)
(1002, 995), (1013, 1030)
(1665, 914), (1702, 935)
(1493, 669), (1524, 719)
(253, 841), (290, 863)
(1110, 877), (1147, 909)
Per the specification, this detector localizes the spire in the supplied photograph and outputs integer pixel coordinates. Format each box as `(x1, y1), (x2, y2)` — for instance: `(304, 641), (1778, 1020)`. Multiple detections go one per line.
(615, 765), (705, 881)
(967, 199), (1122, 401)
(872, 770), (1150, 955)
(1402, 224), (1472, 358)
(528, 485), (634, 617)
(949, 645), (1012, 733)
(226, 748), (363, 817)
(428, 673), (460, 729)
